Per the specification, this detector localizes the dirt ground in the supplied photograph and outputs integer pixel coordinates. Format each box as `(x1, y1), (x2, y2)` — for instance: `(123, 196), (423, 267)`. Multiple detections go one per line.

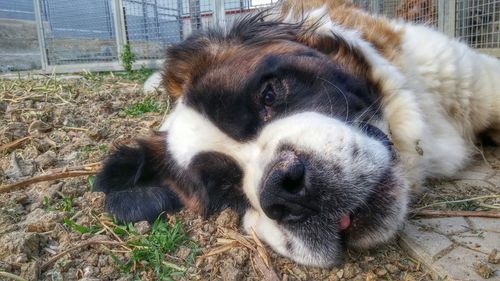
(2, 73), (488, 281)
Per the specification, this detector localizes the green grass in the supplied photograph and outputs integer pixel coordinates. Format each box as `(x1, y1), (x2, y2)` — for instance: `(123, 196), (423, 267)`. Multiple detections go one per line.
(112, 216), (198, 280)
(63, 217), (102, 234)
(446, 200), (481, 211)
(123, 99), (162, 116)
(82, 67), (154, 83)
(42, 191), (75, 213)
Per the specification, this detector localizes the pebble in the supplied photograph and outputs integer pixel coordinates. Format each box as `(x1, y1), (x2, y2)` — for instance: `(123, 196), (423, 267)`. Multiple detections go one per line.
(336, 269), (344, 278)
(375, 268), (387, 277)
(175, 246), (192, 260)
(28, 120), (52, 133)
(3, 122), (28, 141)
(215, 208), (239, 228)
(343, 263), (359, 278)
(35, 150), (57, 169)
(5, 152), (35, 179)
(385, 263), (399, 274)
(24, 208), (64, 233)
(134, 220), (151, 235)
(0, 232), (42, 258)
(228, 247), (249, 266)
(219, 259), (243, 281)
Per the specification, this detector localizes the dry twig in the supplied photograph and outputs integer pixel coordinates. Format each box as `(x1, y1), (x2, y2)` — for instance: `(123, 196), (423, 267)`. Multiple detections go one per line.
(412, 209), (500, 218)
(253, 255), (280, 281)
(41, 240), (125, 271)
(0, 271), (28, 281)
(0, 164), (100, 194)
(0, 136), (32, 152)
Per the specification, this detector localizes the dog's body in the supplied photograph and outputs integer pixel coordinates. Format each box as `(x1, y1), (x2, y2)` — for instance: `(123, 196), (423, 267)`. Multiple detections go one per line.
(96, 0), (500, 266)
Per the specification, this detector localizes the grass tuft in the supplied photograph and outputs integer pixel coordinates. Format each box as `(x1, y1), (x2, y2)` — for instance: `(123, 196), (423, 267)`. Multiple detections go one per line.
(123, 99), (162, 116)
(112, 216), (196, 280)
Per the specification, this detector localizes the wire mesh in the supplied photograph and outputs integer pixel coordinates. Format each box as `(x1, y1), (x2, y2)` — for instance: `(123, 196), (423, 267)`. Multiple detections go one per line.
(122, 0), (184, 60)
(354, 0), (438, 26)
(456, 0), (500, 48)
(0, 0), (41, 72)
(41, 0), (118, 65)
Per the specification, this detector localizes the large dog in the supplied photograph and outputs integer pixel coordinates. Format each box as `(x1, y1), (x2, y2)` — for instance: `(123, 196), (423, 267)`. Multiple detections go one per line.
(95, 0), (500, 266)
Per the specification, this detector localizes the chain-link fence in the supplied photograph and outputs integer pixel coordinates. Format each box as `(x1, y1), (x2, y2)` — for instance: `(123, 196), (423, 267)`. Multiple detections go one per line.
(0, 0), (498, 73)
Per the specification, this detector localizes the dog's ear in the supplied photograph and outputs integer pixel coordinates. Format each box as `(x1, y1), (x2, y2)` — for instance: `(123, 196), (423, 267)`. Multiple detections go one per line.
(162, 34), (213, 99)
(94, 132), (182, 223)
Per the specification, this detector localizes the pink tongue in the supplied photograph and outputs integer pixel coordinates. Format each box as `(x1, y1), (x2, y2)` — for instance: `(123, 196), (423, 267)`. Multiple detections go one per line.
(339, 214), (351, 230)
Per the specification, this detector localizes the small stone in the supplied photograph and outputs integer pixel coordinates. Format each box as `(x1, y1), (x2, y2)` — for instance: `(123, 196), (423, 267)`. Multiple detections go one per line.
(3, 122), (28, 141)
(98, 255), (108, 267)
(88, 127), (109, 141)
(13, 193), (30, 205)
(134, 220), (151, 235)
(29, 120), (52, 133)
(35, 150), (57, 169)
(365, 271), (377, 281)
(202, 223), (216, 234)
(33, 137), (56, 153)
(83, 266), (98, 278)
(375, 268), (387, 277)
(343, 263), (358, 278)
(352, 275), (364, 281)
(5, 152), (35, 179)
(336, 269), (344, 278)
(228, 247), (248, 266)
(291, 267), (307, 280)
(25, 209), (64, 233)
(0, 232), (42, 259)
(473, 261), (494, 278)
(175, 246), (192, 260)
(385, 263), (399, 274)
(487, 249), (499, 264)
(215, 208), (239, 228)
(219, 259), (243, 281)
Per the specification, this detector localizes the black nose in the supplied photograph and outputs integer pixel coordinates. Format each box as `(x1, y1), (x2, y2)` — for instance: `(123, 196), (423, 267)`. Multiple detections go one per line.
(260, 151), (315, 223)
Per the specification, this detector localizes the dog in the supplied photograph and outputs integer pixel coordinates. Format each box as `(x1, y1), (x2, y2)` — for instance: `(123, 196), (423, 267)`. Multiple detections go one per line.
(95, 0), (500, 266)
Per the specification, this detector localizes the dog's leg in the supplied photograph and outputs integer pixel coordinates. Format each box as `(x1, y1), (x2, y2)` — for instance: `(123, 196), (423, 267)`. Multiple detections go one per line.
(94, 133), (183, 223)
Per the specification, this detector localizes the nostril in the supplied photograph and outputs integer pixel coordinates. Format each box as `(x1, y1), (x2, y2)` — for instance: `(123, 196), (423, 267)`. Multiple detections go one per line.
(281, 161), (305, 194)
(267, 204), (287, 221)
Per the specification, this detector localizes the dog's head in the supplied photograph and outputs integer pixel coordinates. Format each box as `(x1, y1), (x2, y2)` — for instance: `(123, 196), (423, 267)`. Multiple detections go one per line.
(97, 12), (409, 266)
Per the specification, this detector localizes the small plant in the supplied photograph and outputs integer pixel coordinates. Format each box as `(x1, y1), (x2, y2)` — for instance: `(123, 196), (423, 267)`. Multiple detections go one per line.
(87, 175), (96, 191)
(63, 217), (101, 234)
(123, 99), (162, 116)
(112, 216), (196, 279)
(120, 43), (136, 73)
(43, 192), (75, 213)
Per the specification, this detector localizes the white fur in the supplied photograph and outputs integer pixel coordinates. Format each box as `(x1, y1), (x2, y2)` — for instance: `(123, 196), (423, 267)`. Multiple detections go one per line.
(142, 71), (163, 93)
(163, 101), (395, 264)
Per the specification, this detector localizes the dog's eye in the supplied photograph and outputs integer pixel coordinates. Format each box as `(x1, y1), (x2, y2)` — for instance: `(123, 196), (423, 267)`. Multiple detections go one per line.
(261, 84), (276, 106)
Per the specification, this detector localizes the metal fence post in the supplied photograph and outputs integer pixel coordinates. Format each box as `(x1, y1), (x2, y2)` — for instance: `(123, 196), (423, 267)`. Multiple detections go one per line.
(438, 0), (456, 37)
(112, 0), (127, 58)
(189, 0), (201, 31)
(214, 0), (225, 30)
(33, 0), (48, 70)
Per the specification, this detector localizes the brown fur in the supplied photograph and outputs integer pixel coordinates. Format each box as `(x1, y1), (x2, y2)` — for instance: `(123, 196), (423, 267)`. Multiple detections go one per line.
(162, 0), (404, 102)
(280, 0), (403, 60)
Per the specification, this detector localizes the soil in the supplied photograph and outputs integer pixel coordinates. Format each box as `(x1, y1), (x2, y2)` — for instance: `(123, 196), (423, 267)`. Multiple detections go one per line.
(0, 74), (437, 281)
